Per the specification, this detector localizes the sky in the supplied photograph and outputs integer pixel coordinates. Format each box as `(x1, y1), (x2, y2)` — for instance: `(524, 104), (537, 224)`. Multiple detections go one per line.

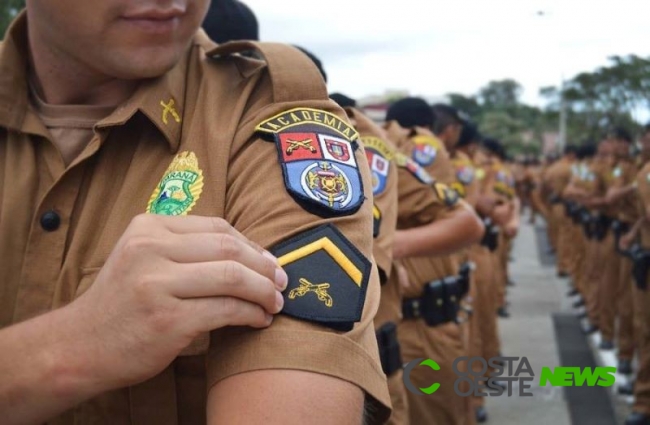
(244, 0), (650, 106)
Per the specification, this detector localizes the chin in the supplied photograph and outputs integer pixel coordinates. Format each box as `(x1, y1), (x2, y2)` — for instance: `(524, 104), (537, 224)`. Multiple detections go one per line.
(109, 48), (185, 80)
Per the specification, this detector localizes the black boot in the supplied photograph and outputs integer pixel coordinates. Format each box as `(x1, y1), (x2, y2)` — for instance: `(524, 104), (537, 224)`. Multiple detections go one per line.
(476, 406), (488, 423)
(583, 324), (599, 334)
(572, 298), (585, 308)
(618, 380), (635, 395)
(618, 358), (633, 375)
(497, 307), (510, 318)
(558, 271), (569, 278)
(566, 287), (579, 297)
(625, 412), (650, 425)
(599, 340), (614, 350)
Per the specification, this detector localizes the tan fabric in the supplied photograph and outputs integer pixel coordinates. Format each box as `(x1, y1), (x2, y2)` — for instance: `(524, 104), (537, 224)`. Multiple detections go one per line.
(0, 17), (391, 424)
(633, 162), (650, 412)
(29, 87), (115, 167)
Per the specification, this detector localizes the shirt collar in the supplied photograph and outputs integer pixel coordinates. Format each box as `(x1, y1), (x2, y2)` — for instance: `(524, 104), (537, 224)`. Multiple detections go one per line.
(0, 11), (199, 153)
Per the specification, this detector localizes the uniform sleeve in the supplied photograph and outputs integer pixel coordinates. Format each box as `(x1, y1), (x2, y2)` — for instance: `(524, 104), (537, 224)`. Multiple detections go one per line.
(206, 96), (391, 418)
(371, 159), (398, 283)
(396, 167), (455, 228)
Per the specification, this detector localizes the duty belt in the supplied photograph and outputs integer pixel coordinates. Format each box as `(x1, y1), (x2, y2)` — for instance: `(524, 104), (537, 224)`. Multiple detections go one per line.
(402, 272), (467, 327)
(376, 322), (403, 376)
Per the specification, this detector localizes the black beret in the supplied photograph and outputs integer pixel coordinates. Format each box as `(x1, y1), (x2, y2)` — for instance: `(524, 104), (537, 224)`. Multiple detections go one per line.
(431, 103), (463, 122)
(203, 0), (259, 44)
(293, 46), (328, 83)
(482, 137), (506, 159)
(329, 93), (357, 108)
(385, 97), (434, 129)
(457, 122), (480, 147)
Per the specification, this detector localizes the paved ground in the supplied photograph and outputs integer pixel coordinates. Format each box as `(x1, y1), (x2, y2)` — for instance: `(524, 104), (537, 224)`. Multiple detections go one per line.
(484, 221), (572, 424)
(481, 219), (637, 425)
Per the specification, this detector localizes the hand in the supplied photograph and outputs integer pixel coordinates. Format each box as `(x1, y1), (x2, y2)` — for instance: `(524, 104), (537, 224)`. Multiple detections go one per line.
(69, 214), (287, 390)
(504, 222), (519, 238)
(396, 264), (417, 294)
(619, 232), (634, 251)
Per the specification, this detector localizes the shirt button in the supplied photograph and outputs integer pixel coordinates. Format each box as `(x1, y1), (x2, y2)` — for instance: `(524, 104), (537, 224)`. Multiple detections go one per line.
(40, 210), (61, 232)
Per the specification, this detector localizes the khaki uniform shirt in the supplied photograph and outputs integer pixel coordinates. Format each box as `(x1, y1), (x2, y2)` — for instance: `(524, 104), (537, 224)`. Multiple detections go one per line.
(636, 163), (650, 247)
(611, 158), (640, 224)
(0, 17), (390, 424)
(346, 107), (400, 328)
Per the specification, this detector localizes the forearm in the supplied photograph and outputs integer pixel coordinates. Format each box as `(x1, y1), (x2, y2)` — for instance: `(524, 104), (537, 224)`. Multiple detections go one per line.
(606, 185), (635, 204)
(393, 207), (484, 259)
(0, 305), (107, 424)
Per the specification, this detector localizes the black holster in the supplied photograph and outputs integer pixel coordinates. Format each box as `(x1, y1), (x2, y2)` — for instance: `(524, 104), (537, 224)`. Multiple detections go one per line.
(480, 217), (500, 252)
(612, 220), (631, 256)
(402, 274), (462, 327)
(376, 322), (403, 376)
(630, 246), (650, 290)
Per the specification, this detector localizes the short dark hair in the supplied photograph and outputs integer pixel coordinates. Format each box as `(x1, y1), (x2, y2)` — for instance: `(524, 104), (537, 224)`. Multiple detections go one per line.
(329, 93), (357, 108)
(577, 143), (597, 159)
(203, 0), (259, 43)
(385, 97), (434, 129)
(431, 104), (462, 135)
(564, 144), (578, 155)
(642, 123), (650, 136)
(608, 126), (633, 143)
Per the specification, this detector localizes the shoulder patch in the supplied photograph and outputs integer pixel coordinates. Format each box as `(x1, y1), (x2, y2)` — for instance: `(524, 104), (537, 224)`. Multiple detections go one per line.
(256, 108), (364, 217)
(395, 152), (434, 185)
(456, 164), (475, 185)
(362, 136), (393, 197)
(411, 135), (442, 167)
(270, 224), (371, 331)
(613, 166), (622, 178)
(434, 182), (459, 206)
(372, 204), (382, 238)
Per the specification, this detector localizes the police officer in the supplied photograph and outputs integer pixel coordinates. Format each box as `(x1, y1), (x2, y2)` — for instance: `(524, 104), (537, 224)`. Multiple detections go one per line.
(619, 124), (650, 425)
(0, 2), (392, 423)
(384, 97), (484, 425)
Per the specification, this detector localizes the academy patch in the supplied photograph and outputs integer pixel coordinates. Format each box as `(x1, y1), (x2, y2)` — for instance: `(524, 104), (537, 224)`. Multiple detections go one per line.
(256, 108), (364, 217)
(456, 165), (475, 185)
(395, 152), (434, 185)
(146, 151), (204, 216)
(362, 136), (393, 196)
(411, 135), (443, 167)
(270, 224), (372, 331)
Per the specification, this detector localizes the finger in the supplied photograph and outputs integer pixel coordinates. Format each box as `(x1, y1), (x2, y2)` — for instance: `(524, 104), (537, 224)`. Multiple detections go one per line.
(167, 261), (284, 314)
(164, 233), (287, 290)
(182, 297), (274, 332)
(139, 214), (268, 254)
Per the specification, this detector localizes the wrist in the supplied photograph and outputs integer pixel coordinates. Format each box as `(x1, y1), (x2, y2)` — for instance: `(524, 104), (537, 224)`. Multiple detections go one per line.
(42, 304), (110, 401)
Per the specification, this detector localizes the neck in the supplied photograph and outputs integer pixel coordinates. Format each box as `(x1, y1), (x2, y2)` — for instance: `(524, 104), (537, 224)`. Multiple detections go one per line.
(27, 27), (137, 106)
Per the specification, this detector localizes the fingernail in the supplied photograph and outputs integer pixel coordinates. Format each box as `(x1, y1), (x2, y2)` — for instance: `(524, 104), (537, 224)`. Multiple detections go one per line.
(275, 291), (284, 311)
(274, 267), (288, 291)
(265, 313), (274, 324)
(263, 250), (278, 263)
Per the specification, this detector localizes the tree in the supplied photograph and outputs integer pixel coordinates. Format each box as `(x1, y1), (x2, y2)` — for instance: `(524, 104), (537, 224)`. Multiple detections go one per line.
(447, 93), (482, 118)
(478, 79), (523, 110)
(0, 0), (24, 38)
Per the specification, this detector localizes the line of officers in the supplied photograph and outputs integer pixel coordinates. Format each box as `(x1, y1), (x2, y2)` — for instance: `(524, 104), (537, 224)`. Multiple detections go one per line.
(334, 96), (521, 425)
(524, 128), (650, 425)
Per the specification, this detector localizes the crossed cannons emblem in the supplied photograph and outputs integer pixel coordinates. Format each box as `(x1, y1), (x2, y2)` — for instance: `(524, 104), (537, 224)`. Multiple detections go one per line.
(288, 278), (334, 307)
